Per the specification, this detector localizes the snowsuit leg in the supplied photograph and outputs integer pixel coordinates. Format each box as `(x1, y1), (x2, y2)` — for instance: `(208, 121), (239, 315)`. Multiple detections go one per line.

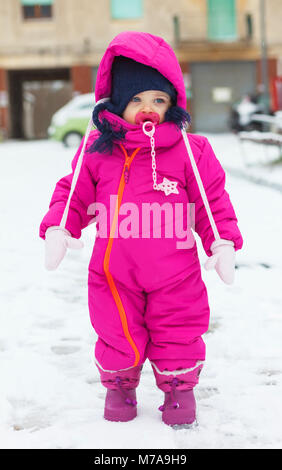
(145, 263), (210, 375)
(89, 257), (209, 389)
(88, 270), (148, 372)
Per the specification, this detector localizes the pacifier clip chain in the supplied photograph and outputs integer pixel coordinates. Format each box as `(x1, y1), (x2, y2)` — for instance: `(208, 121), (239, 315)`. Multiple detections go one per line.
(149, 127), (158, 191)
(142, 122), (179, 196)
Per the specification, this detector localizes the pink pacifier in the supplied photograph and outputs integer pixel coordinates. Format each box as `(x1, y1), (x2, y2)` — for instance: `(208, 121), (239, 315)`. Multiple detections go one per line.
(135, 112), (160, 125)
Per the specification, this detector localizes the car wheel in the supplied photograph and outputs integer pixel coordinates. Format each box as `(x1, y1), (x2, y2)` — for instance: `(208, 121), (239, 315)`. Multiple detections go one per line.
(63, 132), (83, 148)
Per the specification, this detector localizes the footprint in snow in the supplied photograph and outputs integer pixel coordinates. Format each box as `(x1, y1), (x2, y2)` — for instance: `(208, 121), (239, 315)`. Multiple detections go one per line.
(196, 386), (219, 400)
(235, 262), (272, 269)
(258, 368), (281, 386)
(51, 345), (81, 355)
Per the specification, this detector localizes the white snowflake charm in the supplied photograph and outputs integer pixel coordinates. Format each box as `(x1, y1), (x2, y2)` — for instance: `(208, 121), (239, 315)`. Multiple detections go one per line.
(157, 177), (179, 196)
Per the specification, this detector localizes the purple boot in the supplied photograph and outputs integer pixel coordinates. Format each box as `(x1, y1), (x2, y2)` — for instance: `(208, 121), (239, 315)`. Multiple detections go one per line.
(98, 365), (142, 422)
(152, 363), (203, 427)
(159, 378), (196, 426)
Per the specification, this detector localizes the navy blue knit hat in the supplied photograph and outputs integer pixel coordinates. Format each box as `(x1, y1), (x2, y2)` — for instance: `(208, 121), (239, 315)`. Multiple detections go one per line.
(110, 56), (177, 115)
(90, 56), (191, 154)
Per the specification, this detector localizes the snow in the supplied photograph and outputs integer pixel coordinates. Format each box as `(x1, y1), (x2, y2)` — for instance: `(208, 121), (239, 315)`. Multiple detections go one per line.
(0, 134), (282, 449)
(211, 132), (282, 189)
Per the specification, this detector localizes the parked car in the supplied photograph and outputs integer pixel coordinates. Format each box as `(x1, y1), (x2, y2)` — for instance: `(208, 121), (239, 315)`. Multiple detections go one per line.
(48, 93), (95, 147)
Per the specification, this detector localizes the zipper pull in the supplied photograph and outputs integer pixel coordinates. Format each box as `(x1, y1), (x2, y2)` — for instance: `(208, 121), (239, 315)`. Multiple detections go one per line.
(124, 165), (129, 183)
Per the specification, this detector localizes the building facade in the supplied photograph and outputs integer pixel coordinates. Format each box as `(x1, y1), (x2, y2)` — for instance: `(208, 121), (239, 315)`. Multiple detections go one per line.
(0, 0), (282, 138)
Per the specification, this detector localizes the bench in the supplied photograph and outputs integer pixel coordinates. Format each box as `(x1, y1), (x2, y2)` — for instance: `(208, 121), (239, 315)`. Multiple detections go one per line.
(238, 131), (282, 165)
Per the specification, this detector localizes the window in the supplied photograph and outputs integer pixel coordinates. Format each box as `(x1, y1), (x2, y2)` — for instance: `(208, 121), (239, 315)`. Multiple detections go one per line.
(21, 0), (53, 19)
(207, 0), (237, 41)
(111, 0), (143, 19)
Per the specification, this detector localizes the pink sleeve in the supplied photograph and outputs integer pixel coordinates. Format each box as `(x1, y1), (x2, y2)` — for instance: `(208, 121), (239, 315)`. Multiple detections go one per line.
(39, 138), (96, 239)
(186, 136), (243, 256)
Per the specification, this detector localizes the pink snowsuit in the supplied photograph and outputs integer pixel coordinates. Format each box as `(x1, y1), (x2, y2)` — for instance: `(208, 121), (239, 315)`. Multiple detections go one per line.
(40, 32), (243, 382)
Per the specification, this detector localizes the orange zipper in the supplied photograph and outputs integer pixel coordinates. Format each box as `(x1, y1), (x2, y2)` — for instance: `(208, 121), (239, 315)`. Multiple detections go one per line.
(121, 144), (138, 184)
(103, 145), (141, 367)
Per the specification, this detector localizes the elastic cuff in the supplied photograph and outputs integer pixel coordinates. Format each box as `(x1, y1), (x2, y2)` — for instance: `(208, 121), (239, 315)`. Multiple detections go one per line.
(45, 226), (71, 237)
(150, 360), (204, 377)
(210, 238), (234, 252)
(96, 360), (143, 390)
(151, 362), (204, 392)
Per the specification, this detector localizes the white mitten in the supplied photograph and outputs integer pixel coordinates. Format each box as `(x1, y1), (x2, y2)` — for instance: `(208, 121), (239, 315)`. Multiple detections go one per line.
(204, 239), (235, 285)
(45, 226), (84, 271)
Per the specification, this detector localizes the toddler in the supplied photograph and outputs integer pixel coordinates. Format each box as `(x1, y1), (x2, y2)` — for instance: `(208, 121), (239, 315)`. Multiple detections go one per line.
(40, 31), (243, 427)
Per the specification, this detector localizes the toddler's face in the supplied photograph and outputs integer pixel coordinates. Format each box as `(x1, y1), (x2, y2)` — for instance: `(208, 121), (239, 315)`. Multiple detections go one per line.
(122, 90), (171, 125)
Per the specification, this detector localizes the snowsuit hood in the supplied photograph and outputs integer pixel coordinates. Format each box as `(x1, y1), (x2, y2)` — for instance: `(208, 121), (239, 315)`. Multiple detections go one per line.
(91, 31), (189, 154)
(94, 31), (187, 110)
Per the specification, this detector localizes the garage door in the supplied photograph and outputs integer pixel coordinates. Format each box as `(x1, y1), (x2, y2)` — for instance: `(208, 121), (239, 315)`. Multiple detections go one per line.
(190, 61), (256, 133)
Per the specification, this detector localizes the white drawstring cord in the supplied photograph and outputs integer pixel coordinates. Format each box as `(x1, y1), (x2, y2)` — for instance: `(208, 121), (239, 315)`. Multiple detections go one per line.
(181, 129), (220, 242)
(60, 97), (110, 230)
(60, 116), (94, 230)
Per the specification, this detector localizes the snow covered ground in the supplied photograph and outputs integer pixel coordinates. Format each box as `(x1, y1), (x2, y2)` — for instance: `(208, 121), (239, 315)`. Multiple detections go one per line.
(0, 133), (282, 449)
